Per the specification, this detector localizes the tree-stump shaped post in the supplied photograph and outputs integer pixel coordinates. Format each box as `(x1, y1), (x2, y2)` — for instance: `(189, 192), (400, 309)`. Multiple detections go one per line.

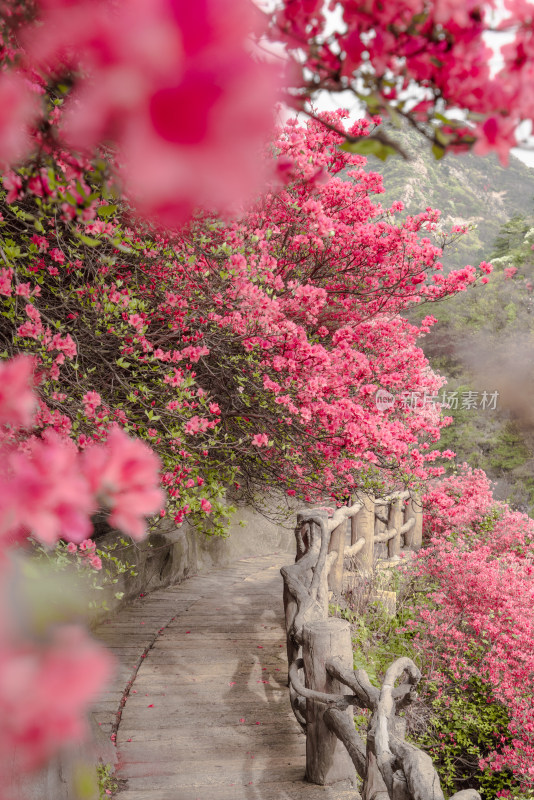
(352, 493), (375, 574)
(328, 517), (348, 596)
(387, 497), (404, 560)
(403, 495), (423, 551)
(302, 618), (356, 786)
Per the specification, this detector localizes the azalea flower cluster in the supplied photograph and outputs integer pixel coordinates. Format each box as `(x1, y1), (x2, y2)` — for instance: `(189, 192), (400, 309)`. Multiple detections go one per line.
(0, 358), (164, 547)
(0, 354), (163, 794)
(270, 0), (534, 164)
(404, 466), (534, 786)
(180, 113), (491, 496)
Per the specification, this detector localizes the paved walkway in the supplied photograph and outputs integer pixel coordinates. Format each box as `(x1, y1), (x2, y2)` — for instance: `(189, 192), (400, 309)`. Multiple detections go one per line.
(92, 553), (356, 800)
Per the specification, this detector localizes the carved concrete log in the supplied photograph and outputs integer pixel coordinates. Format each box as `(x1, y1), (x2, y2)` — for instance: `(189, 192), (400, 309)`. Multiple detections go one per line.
(326, 502), (362, 534)
(328, 518), (347, 595)
(353, 493), (375, 574)
(323, 706), (367, 779)
(388, 498), (404, 559)
(282, 513), (328, 687)
(344, 538), (365, 560)
(373, 528), (398, 545)
(388, 737), (445, 800)
(364, 657), (455, 800)
(374, 659), (420, 793)
(289, 657), (353, 707)
(326, 659), (379, 709)
(282, 513), (328, 640)
(400, 517), (415, 539)
(404, 496), (423, 551)
(374, 515), (387, 559)
(363, 751), (390, 800)
(375, 507), (389, 524)
(290, 687), (307, 731)
(302, 619), (356, 786)
(327, 659), (416, 713)
(283, 578), (299, 682)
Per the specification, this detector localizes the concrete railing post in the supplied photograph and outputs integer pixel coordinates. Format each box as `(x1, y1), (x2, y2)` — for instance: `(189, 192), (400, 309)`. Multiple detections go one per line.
(328, 519), (347, 596)
(352, 493), (375, 574)
(301, 618), (356, 786)
(387, 497), (403, 559)
(404, 495), (423, 551)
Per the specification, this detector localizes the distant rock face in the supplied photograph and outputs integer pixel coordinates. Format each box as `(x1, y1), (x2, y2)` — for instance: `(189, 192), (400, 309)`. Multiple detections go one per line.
(358, 127), (534, 270)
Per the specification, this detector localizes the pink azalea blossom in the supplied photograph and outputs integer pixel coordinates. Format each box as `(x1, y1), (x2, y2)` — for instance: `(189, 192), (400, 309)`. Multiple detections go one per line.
(0, 267), (13, 297)
(0, 624), (113, 775)
(0, 73), (37, 168)
(49, 248), (66, 264)
(0, 356), (36, 429)
(82, 428), (165, 540)
(1, 432), (95, 546)
(200, 497), (212, 514)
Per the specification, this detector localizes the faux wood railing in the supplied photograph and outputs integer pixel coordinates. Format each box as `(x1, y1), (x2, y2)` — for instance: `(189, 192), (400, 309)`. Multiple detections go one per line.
(327, 491), (423, 596)
(281, 498), (481, 800)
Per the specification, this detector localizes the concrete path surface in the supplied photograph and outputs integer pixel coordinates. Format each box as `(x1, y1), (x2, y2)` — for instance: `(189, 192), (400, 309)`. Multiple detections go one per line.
(92, 553), (356, 800)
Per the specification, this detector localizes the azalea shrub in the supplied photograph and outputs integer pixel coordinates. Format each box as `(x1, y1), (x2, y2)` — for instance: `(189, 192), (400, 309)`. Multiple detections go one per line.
(0, 112), (495, 521)
(400, 467), (534, 793)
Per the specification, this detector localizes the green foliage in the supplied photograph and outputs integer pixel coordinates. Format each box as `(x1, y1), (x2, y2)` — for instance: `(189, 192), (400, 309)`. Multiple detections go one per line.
(96, 763), (118, 799)
(32, 537), (137, 612)
(331, 580), (420, 689)
(490, 422), (530, 472)
(414, 677), (515, 798)
(340, 137), (398, 161)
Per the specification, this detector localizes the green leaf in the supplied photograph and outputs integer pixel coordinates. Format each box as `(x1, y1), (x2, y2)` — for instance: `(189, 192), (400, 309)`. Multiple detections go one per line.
(432, 143), (446, 160)
(97, 204), (118, 219)
(76, 233), (101, 247)
(340, 138), (398, 162)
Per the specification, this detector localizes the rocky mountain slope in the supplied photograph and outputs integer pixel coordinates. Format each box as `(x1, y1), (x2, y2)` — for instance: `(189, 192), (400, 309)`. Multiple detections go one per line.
(361, 127), (534, 270)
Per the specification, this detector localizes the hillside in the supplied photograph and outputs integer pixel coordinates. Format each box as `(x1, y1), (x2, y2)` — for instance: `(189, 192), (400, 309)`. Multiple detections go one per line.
(361, 126), (534, 270)
(412, 212), (534, 513)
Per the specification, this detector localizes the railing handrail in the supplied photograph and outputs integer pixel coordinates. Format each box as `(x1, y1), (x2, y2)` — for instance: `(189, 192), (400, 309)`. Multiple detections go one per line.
(281, 493), (482, 800)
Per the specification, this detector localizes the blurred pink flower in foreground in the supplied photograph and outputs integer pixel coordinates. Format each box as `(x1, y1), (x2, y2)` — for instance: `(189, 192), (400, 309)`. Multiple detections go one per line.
(0, 73), (38, 168)
(18, 0), (282, 224)
(2, 433), (94, 546)
(0, 356), (36, 429)
(82, 428), (165, 540)
(0, 360), (165, 546)
(0, 354), (165, 795)
(0, 622), (113, 778)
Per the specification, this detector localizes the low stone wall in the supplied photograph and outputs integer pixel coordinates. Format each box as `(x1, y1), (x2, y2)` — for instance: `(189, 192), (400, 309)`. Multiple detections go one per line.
(95, 500), (297, 616)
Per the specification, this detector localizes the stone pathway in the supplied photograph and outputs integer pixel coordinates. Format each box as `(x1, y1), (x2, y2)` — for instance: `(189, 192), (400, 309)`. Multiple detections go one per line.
(92, 553), (356, 800)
